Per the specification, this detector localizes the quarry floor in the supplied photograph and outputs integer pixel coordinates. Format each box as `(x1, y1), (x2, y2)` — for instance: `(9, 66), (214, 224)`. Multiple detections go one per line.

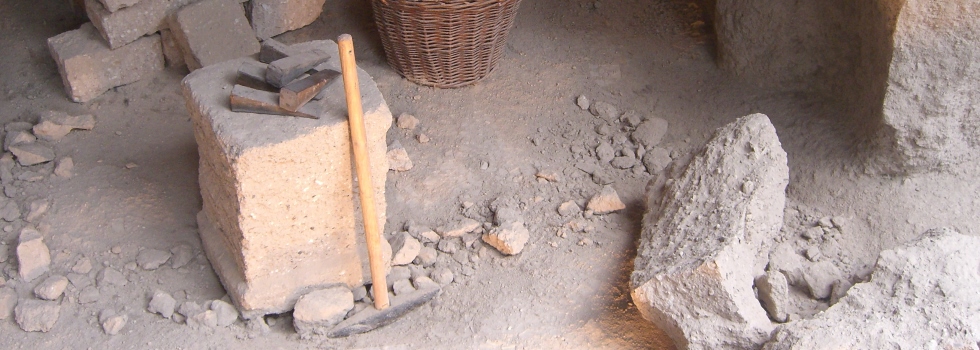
(2, 0), (979, 348)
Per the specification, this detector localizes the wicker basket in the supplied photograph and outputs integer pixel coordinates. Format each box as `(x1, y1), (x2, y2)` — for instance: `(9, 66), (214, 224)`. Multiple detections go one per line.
(371, 0), (522, 88)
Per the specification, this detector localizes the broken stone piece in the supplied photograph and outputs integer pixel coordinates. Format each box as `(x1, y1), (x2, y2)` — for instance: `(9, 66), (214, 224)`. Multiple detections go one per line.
(17, 228), (51, 282)
(396, 113), (419, 130)
(169, 244), (194, 269)
(148, 290), (176, 318)
(576, 95), (590, 110)
(430, 268), (454, 286)
(9, 143), (55, 166)
(589, 101), (619, 120)
(557, 201), (582, 217)
(54, 157), (74, 178)
(15, 300), (60, 332)
(482, 221), (530, 255)
(137, 248), (172, 270)
(392, 279), (415, 296)
(388, 232), (421, 266)
(34, 275), (69, 301)
(586, 185), (626, 214)
(756, 271), (790, 322)
(97, 267), (127, 287)
(210, 299), (239, 327)
(631, 114), (788, 350)
(100, 310), (127, 335)
(292, 286), (353, 338)
(802, 261), (843, 300)
(439, 218), (481, 238)
(631, 117), (669, 148)
(386, 140), (413, 172)
(0, 288), (18, 320)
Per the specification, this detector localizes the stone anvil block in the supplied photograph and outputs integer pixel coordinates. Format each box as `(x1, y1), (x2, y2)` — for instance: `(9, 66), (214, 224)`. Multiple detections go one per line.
(181, 40), (391, 318)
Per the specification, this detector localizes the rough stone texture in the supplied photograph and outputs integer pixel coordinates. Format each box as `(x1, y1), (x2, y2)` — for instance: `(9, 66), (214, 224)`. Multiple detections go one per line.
(755, 271), (790, 322)
(586, 185), (626, 214)
(482, 221), (529, 255)
(15, 300), (60, 332)
(631, 114), (789, 350)
(764, 228), (980, 349)
(47, 23), (164, 102)
(292, 286), (353, 338)
(386, 140), (413, 172)
(148, 290), (176, 318)
(389, 232), (421, 266)
(34, 275), (69, 301)
(878, 0), (980, 172)
(84, 0), (199, 49)
(100, 311), (127, 335)
(248, 0), (326, 39)
(17, 227), (51, 282)
(168, 0), (260, 71)
(182, 40), (391, 317)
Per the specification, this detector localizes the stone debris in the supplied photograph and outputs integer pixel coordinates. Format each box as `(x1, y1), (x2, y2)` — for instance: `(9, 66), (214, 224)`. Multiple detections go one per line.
(631, 114), (789, 350)
(439, 218), (481, 238)
(177, 301), (203, 320)
(245, 318), (271, 338)
(386, 266), (412, 288)
(804, 246), (821, 262)
(437, 239), (459, 254)
(32, 111), (96, 142)
(17, 227), (52, 282)
(415, 246), (438, 267)
(586, 185), (625, 214)
(0, 288), (17, 320)
(412, 276), (440, 291)
(589, 101), (619, 120)
(576, 95), (590, 110)
(389, 232), (422, 266)
(631, 117), (669, 148)
(756, 271), (790, 322)
(292, 286), (354, 338)
(417, 134), (430, 143)
(9, 142), (56, 166)
(4, 130), (36, 151)
(431, 268), (454, 286)
(482, 221), (529, 255)
(250, 0), (326, 39)
(148, 290), (177, 318)
(210, 300), (239, 327)
(15, 300), (61, 332)
(71, 257), (92, 274)
(47, 22), (164, 102)
(34, 275), (69, 301)
(187, 309), (218, 330)
(622, 110), (643, 127)
(387, 140), (413, 172)
(137, 248), (172, 270)
(610, 154), (637, 169)
(99, 309), (127, 335)
(642, 147), (672, 173)
(350, 285), (367, 301)
(765, 228), (980, 349)
(801, 261), (843, 300)
(557, 201), (581, 217)
(168, 0), (260, 70)
(53, 157), (73, 179)
(392, 279), (415, 296)
(396, 113), (419, 130)
(169, 244), (194, 269)
(97, 267), (127, 287)
(596, 142), (615, 163)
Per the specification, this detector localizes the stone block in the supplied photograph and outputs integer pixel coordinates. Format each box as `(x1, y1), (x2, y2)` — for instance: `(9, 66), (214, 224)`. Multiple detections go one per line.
(764, 228), (980, 349)
(85, 0), (199, 49)
(880, 0), (980, 171)
(181, 40), (391, 318)
(168, 0), (260, 71)
(249, 0), (326, 39)
(631, 114), (788, 349)
(47, 23), (163, 102)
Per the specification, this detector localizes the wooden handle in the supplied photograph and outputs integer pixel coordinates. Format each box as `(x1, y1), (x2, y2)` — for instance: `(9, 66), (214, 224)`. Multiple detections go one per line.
(338, 34), (389, 310)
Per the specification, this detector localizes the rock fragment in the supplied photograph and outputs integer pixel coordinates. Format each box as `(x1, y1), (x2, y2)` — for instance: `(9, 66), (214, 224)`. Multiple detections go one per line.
(292, 286), (354, 338)
(17, 227), (51, 282)
(482, 221), (529, 255)
(596, 142), (615, 163)
(392, 279), (415, 296)
(642, 147), (672, 173)
(9, 143), (55, 166)
(210, 299), (238, 327)
(148, 290), (176, 318)
(15, 300), (60, 332)
(25, 199), (50, 223)
(557, 201), (581, 217)
(137, 248), (172, 270)
(386, 140), (413, 172)
(756, 271), (790, 322)
(412, 276), (440, 291)
(431, 268), (454, 286)
(415, 246), (437, 267)
(78, 286), (100, 304)
(631, 117), (669, 148)
(396, 113), (419, 130)
(34, 275), (69, 301)
(54, 157), (74, 178)
(169, 244), (194, 269)
(764, 228), (980, 349)
(187, 309), (218, 330)
(586, 185), (625, 214)
(388, 232), (421, 266)
(576, 95), (590, 110)
(99, 309), (127, 335)
(589, 101), (619, 120)
(631, 114), (788, 349)
(97, 267), (127, 287)
(802, 261), (842, 300)
(438, 218), (481, 238)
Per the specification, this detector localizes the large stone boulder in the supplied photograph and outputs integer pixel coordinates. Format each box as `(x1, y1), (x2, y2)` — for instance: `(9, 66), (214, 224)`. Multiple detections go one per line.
(764, 228), (980, 349)
(631, 114), (789, 349)
(879, 0), (980, 172)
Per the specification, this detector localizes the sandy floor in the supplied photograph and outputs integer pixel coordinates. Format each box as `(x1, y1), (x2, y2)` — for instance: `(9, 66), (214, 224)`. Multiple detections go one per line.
(1, 0), (977, 349)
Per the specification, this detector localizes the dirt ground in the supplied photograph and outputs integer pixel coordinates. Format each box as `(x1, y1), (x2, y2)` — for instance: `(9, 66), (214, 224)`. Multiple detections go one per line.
(1, 0), (978, 349)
